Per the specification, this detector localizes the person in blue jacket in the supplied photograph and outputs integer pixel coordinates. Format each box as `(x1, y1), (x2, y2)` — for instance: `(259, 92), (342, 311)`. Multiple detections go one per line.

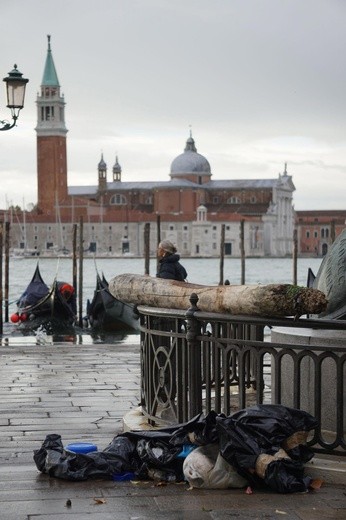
(156, 240), (187, 281)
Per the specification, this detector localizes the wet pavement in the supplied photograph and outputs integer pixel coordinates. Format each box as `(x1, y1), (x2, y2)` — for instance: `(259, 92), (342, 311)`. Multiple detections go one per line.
(0, 337), (345, 519)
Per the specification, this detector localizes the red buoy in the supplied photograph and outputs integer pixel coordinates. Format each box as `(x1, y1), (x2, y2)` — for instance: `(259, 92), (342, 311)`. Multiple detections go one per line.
(10, 313), (20, 323)
(59, 283), (74, 300)
(20, 313), (28, 322)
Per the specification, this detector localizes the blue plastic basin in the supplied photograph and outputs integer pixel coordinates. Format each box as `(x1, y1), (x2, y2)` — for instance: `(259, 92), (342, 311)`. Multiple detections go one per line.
(65, 442), (97, 454)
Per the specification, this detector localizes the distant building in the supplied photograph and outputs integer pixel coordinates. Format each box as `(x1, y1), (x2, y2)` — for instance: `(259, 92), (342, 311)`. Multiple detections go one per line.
(35, 35), (68, 213)
(6, 37), (301, 257)
(296, 210), (346, 256)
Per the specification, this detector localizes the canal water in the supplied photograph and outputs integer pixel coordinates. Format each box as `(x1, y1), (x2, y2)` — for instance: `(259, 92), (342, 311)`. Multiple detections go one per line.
(2, 255), (323, 345)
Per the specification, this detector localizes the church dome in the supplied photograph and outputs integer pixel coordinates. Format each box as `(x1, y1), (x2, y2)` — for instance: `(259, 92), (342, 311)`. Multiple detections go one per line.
(170, 135), (211, 176)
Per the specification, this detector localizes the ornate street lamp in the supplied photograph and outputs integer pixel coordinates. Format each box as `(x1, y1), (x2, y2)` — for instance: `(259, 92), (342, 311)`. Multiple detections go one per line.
(0, 64), (29, 131)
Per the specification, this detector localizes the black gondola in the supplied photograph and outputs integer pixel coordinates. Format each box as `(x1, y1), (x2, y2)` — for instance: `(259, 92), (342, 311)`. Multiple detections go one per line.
(11, 264), (77, 331)
(306, 267), (316, 288)
(86, 273), (139, 332)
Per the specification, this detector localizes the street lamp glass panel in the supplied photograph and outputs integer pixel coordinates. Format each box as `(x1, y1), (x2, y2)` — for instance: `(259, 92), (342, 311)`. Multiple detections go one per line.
(6, 83), (27, 109)
(3, 65), (29, 109)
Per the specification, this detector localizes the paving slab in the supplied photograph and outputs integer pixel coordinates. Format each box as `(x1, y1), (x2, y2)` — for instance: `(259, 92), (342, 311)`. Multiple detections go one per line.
(0, 339), (345, 520)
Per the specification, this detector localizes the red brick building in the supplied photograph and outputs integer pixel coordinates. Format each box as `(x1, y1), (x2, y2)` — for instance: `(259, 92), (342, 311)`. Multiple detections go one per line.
(296, 210), (346, 256)
(9, 36), (294, 258)
(8, 37), (345, 258)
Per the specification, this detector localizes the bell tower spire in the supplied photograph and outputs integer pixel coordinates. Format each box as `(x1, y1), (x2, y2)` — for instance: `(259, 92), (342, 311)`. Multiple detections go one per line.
(98, 153), (107, 191)
(36, 35), (68, 213)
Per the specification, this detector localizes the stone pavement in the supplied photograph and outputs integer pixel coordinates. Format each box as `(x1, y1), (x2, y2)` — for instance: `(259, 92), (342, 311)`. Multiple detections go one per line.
(0, 335), (345, 520)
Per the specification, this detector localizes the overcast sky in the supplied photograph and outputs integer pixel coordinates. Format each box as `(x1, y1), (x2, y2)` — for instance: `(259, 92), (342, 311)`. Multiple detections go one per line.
(0, 0), (345, 211)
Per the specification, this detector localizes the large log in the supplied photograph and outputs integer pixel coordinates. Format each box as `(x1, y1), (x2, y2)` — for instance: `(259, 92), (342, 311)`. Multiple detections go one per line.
(109, 274), (328, 318)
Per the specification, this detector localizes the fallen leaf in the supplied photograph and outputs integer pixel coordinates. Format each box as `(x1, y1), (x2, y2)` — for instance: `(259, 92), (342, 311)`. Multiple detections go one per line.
(245, 486), (253, 494)
(310, 478), (324, 490)
(275, 510), (287, 515)
(93, 497), (107, 505)
(65, 499), (72, 508)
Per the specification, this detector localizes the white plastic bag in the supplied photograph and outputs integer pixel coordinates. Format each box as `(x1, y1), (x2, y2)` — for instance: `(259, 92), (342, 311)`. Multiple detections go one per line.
(183, 444), (248, 489)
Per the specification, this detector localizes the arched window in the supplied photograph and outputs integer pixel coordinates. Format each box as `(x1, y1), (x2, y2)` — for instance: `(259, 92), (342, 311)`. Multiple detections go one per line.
(196, 205), (207, 222)
(227, 196), (240, 204)
(321, 227), (329, 238)
(110, 194), (127, 205)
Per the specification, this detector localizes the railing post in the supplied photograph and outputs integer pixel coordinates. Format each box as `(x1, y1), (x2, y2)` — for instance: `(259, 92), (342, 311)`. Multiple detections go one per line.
(185, 293), (202, 419)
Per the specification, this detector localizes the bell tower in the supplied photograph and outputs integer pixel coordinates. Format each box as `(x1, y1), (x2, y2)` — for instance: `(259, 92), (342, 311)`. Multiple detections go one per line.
(98, 153), (107, 191)
(36, 35), (68, 214)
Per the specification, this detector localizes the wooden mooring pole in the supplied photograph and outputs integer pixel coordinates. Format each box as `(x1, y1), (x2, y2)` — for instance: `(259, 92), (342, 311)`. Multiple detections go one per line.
(293, 228), (298, 285)
(4, 222), (10, 322)
(0, 222), (3, 335)
(331, 219), (336, 243)
(144, 222), (150, 275)
(156, 215), (161, 275)
(240, 219), (245, 285)
(78, 216), (84, 327)
(219, 223), (225, 285)
(72, 224), (77, 293)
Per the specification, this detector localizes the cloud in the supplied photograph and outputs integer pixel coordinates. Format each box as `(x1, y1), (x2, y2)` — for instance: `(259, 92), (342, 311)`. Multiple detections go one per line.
(0, 0), (345, 211)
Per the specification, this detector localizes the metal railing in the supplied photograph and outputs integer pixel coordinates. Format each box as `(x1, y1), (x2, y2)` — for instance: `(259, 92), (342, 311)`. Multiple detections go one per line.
(138, 293), (346, 456)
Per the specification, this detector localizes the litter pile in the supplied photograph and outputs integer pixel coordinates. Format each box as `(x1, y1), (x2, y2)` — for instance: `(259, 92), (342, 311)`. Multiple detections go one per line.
(34, 404), (318, 493)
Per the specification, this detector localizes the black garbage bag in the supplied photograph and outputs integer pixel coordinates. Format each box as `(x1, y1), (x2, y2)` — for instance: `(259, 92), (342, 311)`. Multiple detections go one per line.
(33, 413), (219, 482)
(169, 410), (221, 446)
(34, 434), (140, 481)
(136, 438), (181, 466)
(122, 411), (219, 447)
(227, 404), (318, 449)
(135, 438), (184, 481)
(116, 411), (220, 482)
(117, 413), (220, 482)
(34, 406), (317, 490)
(217, 404), (318, 493)
(33, 433), (65, 473)
(265, 458), (312, 493)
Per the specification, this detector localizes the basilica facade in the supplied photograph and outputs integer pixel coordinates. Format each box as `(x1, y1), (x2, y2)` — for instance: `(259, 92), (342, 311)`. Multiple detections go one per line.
(8, 37), (296, 258)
